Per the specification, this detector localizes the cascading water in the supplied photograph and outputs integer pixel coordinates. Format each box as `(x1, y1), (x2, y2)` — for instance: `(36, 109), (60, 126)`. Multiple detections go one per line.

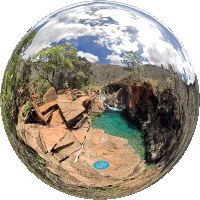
(91, 89), (154, 168)
(99, 89), (122, 111)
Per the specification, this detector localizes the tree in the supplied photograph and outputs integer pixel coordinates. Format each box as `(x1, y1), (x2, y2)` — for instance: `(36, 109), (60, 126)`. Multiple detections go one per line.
(122, 51), (143, 82)
(68, 56), (92, 89)
(1, 28), (37, 125)
(31, 44), (75, 88)
(30, 44), (92, 91)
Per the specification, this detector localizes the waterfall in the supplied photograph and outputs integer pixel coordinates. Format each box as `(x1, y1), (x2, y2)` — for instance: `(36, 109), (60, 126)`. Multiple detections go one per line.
(100, 89), (122, 112)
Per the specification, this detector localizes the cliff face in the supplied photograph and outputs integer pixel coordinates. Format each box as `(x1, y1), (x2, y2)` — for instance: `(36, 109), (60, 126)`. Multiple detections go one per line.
(103, 79), (188, 169)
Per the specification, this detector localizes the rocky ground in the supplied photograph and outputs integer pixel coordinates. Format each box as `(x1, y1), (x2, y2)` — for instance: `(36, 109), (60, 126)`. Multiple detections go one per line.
(102, 65), (199, 172)
(16, 86), (160, 191)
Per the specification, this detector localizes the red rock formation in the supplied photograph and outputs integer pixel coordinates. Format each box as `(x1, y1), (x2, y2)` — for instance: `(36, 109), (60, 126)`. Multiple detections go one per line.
(43, 87), (58, 103)
(143, 85), (153, 108)
(129, 84), (143, 111)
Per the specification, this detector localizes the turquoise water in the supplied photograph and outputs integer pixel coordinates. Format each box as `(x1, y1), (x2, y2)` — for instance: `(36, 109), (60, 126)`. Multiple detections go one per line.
(91, 108), (146, 162)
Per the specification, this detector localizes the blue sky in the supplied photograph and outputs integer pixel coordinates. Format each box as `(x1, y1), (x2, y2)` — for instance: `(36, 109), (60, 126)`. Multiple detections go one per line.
(25, 1), (195, 84)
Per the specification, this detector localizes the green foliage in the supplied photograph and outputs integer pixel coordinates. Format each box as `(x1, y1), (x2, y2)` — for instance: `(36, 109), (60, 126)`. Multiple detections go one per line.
(22, 101), (33, 119)
(122, 51), (142, 70)
(190, 91), (195, 117)
(1, 28), (37, 130)
(16, 29), (37, 55)
(155, 80), (162, 93)
(168, 63), (181, 93)
(167, 78), (174, 90)
(72, 94), (77, 101)
(31, 77), (51, 98)
(30, 44), (92, 91)
(122, 51), (143, 82)
(81, 84), (91, 93)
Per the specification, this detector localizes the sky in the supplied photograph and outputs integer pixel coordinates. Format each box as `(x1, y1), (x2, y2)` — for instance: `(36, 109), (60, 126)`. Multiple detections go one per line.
(24, 1), (196, 84)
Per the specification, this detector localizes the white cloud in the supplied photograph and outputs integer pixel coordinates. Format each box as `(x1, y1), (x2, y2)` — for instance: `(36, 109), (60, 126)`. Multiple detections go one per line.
(106, 53), (122, 65)
(24, 3), (195, 84)
(77, 51), (99, 63)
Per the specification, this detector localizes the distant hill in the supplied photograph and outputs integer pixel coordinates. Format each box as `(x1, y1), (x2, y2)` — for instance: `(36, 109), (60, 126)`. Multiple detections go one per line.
(90, 63), (131, 86)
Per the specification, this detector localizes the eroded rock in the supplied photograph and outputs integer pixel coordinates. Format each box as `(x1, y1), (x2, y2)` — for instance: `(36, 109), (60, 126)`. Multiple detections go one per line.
(90, 96), (105, 114)
(57, 98), (85, 124)
(40, 127), (67, 152)
(16, 86), (152, 188)
(43, 87), (58, 103)
(72, 128), (88, 144)
(50, 110), (64, 126)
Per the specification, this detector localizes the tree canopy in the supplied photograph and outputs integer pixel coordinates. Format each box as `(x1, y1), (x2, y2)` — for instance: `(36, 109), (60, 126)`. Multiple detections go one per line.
(122, 51), (143, 81)
(30, 43), (92, 91)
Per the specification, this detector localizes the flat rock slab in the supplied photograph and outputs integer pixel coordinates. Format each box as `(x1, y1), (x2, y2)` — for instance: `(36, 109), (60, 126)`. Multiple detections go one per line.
(60, 154), (93, 186)
(72, 128), (88, 144)
(54, 130), (74, 149)
(104, 134), (129, 149)
(39, 100), (58, 115)
(50, 110), (64, 126)
(90, 128), (104, 145)
(16, 123), (46, 153)
(43, 87), (58, 103)
(57, 94), (72, 103)
(84, 128), (106, 156)
(57, 99), (85, 122)
(40, 127), (67, 152)
(53, 134), (81, 161)
(76, 96), (91, 108)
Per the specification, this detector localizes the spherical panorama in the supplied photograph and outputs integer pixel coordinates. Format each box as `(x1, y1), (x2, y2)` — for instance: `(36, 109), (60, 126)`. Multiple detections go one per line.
(1, 1), (199, 199)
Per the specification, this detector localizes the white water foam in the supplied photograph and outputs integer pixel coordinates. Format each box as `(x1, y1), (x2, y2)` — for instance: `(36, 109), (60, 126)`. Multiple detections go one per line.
(100, 89), (122, 112)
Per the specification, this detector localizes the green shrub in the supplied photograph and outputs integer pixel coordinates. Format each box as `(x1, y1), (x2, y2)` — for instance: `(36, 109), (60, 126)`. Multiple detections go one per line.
(22, 101), (33, 119)
(32, 77), (51, 98)
(190, 91), (195, 117)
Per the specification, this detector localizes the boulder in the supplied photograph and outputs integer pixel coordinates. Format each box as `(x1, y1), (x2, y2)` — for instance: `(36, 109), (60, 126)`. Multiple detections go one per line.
(43, 87), (58, 103)
(39, 100), (58, 115)
(91, 96), (105, 113)
(73, 114), (89, 129)
(31, 93), (39, 103)
(16, 123), (46, 154)
(72, 89), (86, 98)
(40, 127), (67, 152)
(50, 110), (64, 126)
(84, 128), (105, 153)
(76, 96), (91, 108)
(90, 128), (104, 145)
(57, 99), (85, 124)
(65, 91), (74, 102)
(81, 118), (91, 130)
